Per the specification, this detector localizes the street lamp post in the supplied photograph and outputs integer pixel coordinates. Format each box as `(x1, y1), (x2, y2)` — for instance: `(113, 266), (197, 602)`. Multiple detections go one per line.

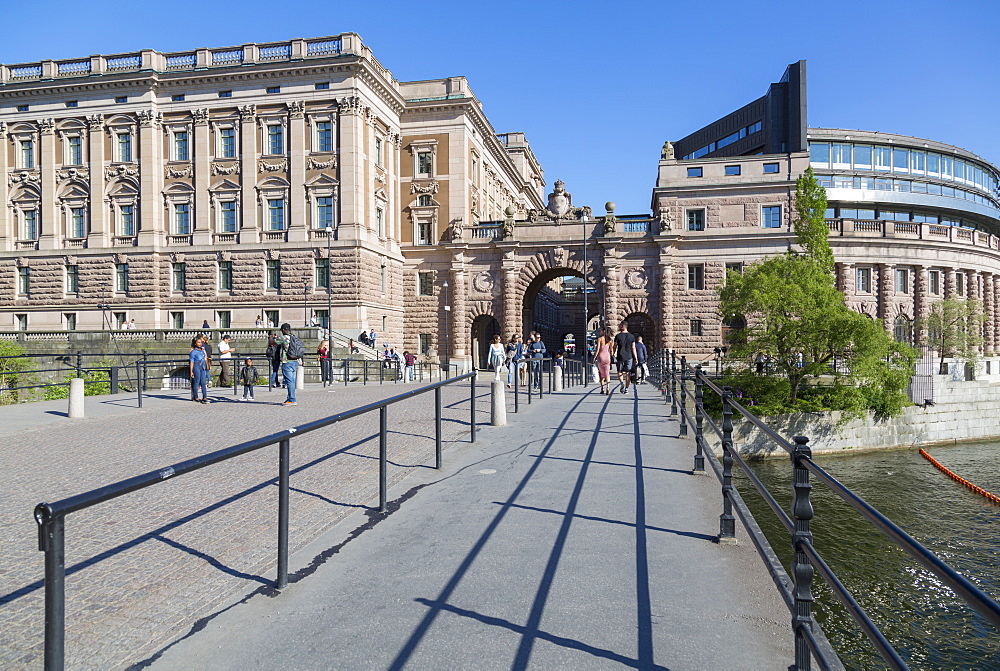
(302, 278), (312, 327)
(582, 214), (589, 385)
(601, 277), (608, 329)
(324, 226), (333, 337)
(443, 280), (450, 374)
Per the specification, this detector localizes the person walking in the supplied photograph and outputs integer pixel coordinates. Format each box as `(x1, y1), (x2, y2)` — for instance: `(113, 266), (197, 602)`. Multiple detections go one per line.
(369, 329), (377, 349)
(191, 334), (213, 400)
(526, 331), (547, 389)
(218, 334), (235, 387)
(317, 339), (331, 386)
(594, 327), (614, 394)
(403, 350), (417, 381)
(239, 357), (258, 401)
(189, 337), (210, 404)
(488, 334), (506, 380)
(613, 322), (638, 394)
(274, 323), (303, 405)
(505, 333), (525, 389)
(635, 335), (648, 383)
(266, 332), (282, 388)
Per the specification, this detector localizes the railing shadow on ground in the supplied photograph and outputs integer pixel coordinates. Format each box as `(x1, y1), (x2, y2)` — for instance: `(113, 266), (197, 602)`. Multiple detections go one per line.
(647, 349), (1000, 671)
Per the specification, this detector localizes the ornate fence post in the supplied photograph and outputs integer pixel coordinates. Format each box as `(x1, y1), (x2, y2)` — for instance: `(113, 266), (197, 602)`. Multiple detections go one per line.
(679, 356), (688, 436)
(669, 350), (678, 416)
(719, 386), (736, 543)
(694, 365), (705, 473)
(791, 435), (815, 670)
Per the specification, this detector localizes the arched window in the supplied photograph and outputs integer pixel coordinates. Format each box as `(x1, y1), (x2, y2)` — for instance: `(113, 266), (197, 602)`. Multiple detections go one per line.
(893, 314), (912, 345)
(417, 194), (432, 206)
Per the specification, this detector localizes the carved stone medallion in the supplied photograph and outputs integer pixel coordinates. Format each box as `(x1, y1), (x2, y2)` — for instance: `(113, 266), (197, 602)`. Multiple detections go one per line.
(625, 268), (647, 290)
(473, 271), (495, 293)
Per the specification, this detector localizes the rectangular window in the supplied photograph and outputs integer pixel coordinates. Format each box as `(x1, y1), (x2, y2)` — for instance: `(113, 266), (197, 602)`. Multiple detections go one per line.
(316, 197), (333, 229)
(172, 263), (186, 292)
(116, 263), (129, 292)
(218, 90), (233, 98)
(417, 151), (432, 175)
(686, 209), (705, 231)
(70, 207), (86, 238)
(419, 333), (432, 355)
(873, 146), (892, 171)
(380, 266), (386, 293)
(174, 203), (191, 234)
(265, 310), (280, 327)
(115, 96), (128, 104)
(66, 265), (79, 293)
(23, 210), (38, 240)
(375, 137), (383, 167)
(895, 268), (909, 293)
(762, 205), (781, 229)
(856, 268), (871, 293)
(315, 258), (329, 289)
(268, 199), (285, 230)
(266, 260), (281, 290)
(687, 264), (704, 290)
(725, 262), (743, 275)
(418, 221), (432, 245)
(910, 151), (925, 175)
(65, 101), (78, 108)
(809, 143), (830, 168)
(174, 131), (189, 161)
(956, 272), (965, 296)
(117, 132), (132, 162)
(64, 313), (77, 331)
(763, 162), (780, 174)
(67, 136), (83, 165)
(219, 261), (233, 291)
(315, 82), (330, 90)
(831, 143), (852, 168)
(892, 148), (909, 173)
(724, 165), (741, 176)
(315, 309), (329, 329)
(690, 319), (702, 337)
(219, 201), (237, 233)
(853, 145), (873, 169)
(267, 125), (284, 155)
(926, 153), (940, 176)
(376, 208), (384, 237)
(266, 86), (280, 94)
(120, 205), (135, 236)
(114, 312), (127, 330)
(171, 94), (185, 102)
(16, 104), (29, 112)
(418, 271), (433, 296)
(929, 270), (941, 295)
(316, 121), (332, 152)
(218, 311), (231, 329)
(171, 312), (185, 329)
(219, 127), (237, 158)
(18, 267), (30, 295)
(687, 167), (703, 178)
(16, 314), (28, 331)
(20, 140), (34, 169)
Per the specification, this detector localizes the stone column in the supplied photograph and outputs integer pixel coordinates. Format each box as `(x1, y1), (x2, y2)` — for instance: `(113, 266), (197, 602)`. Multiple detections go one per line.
(39, 118), (58, 249)
(0, 122), (10, 246)
(914, 265), (929, 348)
(878, 263), (895, 332)
(193, 109), (211, 245)
(837, 262), (854, 297)
(945, 267), (957, 299)
(86, 115), (106, 245)
(137, 110), (162, 246)
(500, 248), (520, 336)
(287, 101), (307, 242)
(984, 273), (995, 354)
(335, 97), (367, 241)
(451, 263), (468, 360)
(239, 105), (258, 240)
(657, 256), (673, 351)
(604, 263), (621, 328)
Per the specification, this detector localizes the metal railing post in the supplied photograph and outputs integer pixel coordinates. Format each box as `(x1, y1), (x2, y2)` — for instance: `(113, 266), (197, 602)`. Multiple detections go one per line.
(694, 366), (705, 473)
(36, 510), (66, 671)
(142, 350), (149, 391)
(276, 437), (290, 589)
(110, 366), (119, 394)
(669, 350), (678, 416)
(343, 360), (349, 387)
(526, 362), (532, 404)
(678, 356), (688, 436)
(75, 351), (82, 378)
(791, 435), (815, 670)
(720, 386), (736, 543)
(514, 371), (520, 413)
(379, 406), (388, 512)
(135, 360), (142, 408)
(435, 387), (443, 469)
(470, 371), (477, 443)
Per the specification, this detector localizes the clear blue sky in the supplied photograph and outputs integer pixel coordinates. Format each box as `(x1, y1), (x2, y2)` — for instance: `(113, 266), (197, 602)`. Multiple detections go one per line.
(4, 0), (998, 214)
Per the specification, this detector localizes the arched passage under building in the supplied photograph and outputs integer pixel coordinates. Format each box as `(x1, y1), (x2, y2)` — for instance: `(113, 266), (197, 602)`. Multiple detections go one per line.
(471, 315), (501, 369)
(522, 268), (598, 359)
(624, 312), (655, 350)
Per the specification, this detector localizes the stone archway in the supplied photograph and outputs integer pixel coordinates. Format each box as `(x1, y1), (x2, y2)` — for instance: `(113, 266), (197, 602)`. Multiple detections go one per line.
(624, 312), (655, 350)
(470, 314), (501, 369)
(520, 266), (596, 357)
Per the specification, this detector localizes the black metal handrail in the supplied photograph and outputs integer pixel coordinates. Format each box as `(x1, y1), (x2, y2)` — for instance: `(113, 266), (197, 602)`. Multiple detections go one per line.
(649, 349), (1000, 670)
(33, 371), (479, 671)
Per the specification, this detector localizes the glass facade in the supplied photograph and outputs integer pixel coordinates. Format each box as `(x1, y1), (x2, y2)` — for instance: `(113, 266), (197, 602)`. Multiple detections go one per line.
(682, 121), (762, 160)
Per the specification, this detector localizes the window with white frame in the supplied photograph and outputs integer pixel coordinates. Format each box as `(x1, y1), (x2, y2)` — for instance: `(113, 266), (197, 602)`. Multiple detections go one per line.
(856, 267), (872, 293)
(120, 204), (136, 237)
(418, 272), (433, 296)
(929, 270), (941, 295)
(316, 197), (333, 228)
(116, 132), (133, 162)
(895, 268), (909, 293)
(174, 203), (191, 235)
(266, 124), (284, 155)
(688, 264), (705, 290)
(956, 272), (965, 296)
(686, 209), (705, 231)
(218, 127), (237, 159)
(22, 209), (39, 240)
(416, 151), (432, 176)
(20, 139), (35, 169)
(69, 207), (87, 238)
(417, 220), (433, 245)
(315, 121), (332, 153)
(172, 263), (186, 292)
(417, 195), (432, 207)
(380, 266), (386, 293)
(66, 264), (79, 293)
(17, 267), (30, 295)
(690, 319), (703, 336)
(762, 205), (782, 228)
(267, 199), (285, 231)
(375, 137), (383, 167)
(218, 201), (237, 233)
(171, 311), (185, 329)
(66, 136), (83, 165)
(116, 263), (129, 292)
(266, 260), (281, 290)
(315, 258), (329, 289)
(376, 207), (384, 237)
(218, 261), (233, 291)
(173, 130), (190, 161)
(64, 313), (77, 331)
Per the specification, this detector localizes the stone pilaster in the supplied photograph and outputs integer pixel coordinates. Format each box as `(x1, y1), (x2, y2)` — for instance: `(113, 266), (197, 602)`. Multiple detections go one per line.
(451, 261), (468, 358)
(192, 109), (211, 245)
(945, 267), (957, 299)
(500, 247), (520, 336)
(658, 258), (673, 351)
(137, 110), (162, 246)
(86, 115), (106, 245)
(984, 273), (995, 354)
(38, 118), (58, 249)
(287, 101), (306, 242)
(335, 97), (367, 241)
(914, 265), (929, 347)
(238, 105), (258, 240)
(878, 263), (894, 332)
(0, 121), (9, 247)
(837, 262), (854, 297)
(605, 263), (621, 328)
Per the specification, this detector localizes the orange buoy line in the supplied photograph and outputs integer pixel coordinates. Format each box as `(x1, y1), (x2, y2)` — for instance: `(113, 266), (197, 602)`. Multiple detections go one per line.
(919, 449), (1000, 505)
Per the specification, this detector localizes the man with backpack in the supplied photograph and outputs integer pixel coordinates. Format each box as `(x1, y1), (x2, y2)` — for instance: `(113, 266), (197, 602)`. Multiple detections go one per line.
(274, 323), (305, 405)
(527, 331), (547, 390)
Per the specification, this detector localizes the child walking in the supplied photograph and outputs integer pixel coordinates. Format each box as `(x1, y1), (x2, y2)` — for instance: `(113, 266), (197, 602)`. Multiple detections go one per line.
(240, 357), (259, 401)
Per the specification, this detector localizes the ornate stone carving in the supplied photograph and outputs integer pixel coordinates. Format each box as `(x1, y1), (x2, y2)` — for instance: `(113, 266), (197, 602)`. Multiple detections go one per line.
(169, 252), (184, 264)
(538, 179), (591, 221)
(239, 104), (256, 122)
(366, 109), (378, 126)
(288, 100), (305, 119)
(86, 114), (104, 131)
(192, 108), (210, 126)
(389, 131), (402, 148)
(374, 167), (387, 184)
(57, 167), (90, 182)
(105, 165), (139, 180)
(657, 206), (675, 232)
(551, 247), (567, 267)
(63, 255), (78, 266)
(473, 270), (494, 293)
(211, 162), (240, 176)
(8, 171), (40, 187)
(337, 96), (365, 116)
(625, 268), (648, 290)
(450, 218), (464, 242)
(410, 181), (439, 195)
(218, 250), (232, 262)
(38, 118), (56, 135)
(0, 121), (5, 135)
(113, 253), (128, 265)
(258, 159), (288, 173)
(166, 164), (193, 179)
(307, 156), (337, 170)
(660, 140), (674, 160)
(136, 109), (160, 127)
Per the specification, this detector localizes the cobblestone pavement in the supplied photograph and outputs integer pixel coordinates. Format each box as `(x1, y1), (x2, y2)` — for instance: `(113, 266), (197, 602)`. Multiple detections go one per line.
(0, 376), (501, 670)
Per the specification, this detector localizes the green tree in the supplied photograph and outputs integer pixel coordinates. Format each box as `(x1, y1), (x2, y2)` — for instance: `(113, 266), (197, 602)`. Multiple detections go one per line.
(719, 170), (916, 415)
(921, 298), (985, 375)
(0, 340), (33, 405)
(43, 359), (114, 400)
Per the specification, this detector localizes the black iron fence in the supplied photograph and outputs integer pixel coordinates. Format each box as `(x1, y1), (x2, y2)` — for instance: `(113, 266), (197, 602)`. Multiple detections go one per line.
(648, 349), (1000, 671)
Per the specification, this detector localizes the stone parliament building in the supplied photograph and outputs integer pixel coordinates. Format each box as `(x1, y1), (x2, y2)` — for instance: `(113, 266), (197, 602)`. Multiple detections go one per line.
(2, 37), (999, 369)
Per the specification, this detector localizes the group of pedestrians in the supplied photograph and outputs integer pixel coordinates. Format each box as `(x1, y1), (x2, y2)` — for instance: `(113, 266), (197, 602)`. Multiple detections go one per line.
(488, 331), (548, 390)
(593, 322), (648, 395)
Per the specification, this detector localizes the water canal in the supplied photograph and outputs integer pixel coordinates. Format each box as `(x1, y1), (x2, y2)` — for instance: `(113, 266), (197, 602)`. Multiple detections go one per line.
(740, 440), (1000, 670)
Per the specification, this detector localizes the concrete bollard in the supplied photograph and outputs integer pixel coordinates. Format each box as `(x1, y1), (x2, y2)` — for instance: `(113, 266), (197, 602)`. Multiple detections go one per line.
(491, 379), (507, 426)
(554, 365), (563, 392)
(68, 377), (85, 418)
(296, 363), (305, 391)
